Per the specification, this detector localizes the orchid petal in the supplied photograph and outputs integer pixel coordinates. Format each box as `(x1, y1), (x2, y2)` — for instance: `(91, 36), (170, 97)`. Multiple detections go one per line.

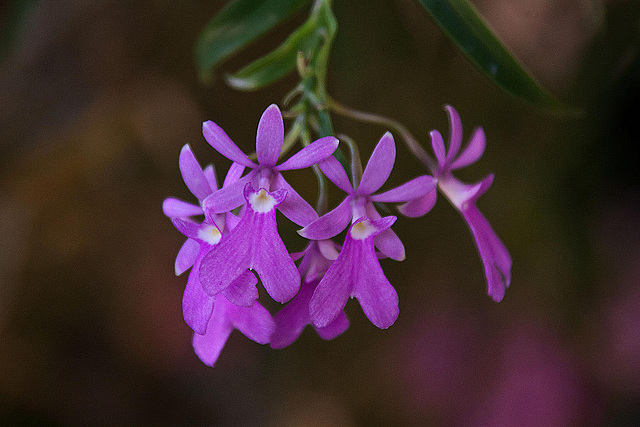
(192, 295), (233, 367)
(202, 120), (257, 168)
(225, 211), (241, 231)
(163, 198), (202, 218)
(183, 255), (214, 334)
(371, 175), (437, 203)
(315, 312), (350, 340)
(366, 204), (405, 261)
(398, 187), (437, 217)
(318, 155), (354, 193)
(298, 196), (352, 240)
(171, 217), (204, 240)
(358, 132), (396, 195)
(175, 238), (199, 275)
(272, 174), (319, 227)
(230, 300), (275, 344)
(270, 280), (316, 349)
(221, 270), (258, 307)
(203, 164), (219, 192)
(223, 162), (246, 188)
(430, 130), (447, 170)
(275, 136), (339, 171)
(309, 253), (352, 328)
(256, 104), (284, 167)
(444, 105), (463, 161)
(179, 145), (212, 200)
(202, 171), (255, 213)
(450, 127), (486, 170)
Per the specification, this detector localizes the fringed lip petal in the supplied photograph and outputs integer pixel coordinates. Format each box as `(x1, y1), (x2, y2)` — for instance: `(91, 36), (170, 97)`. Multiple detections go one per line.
(175, 238), (199, 275)
(163, 198), (203, 218)
(397, 187), (437, 218)
(298, 196), (352, 240)
(309, 252), (353, 328)
(450, 127), (486, 170)
(202, 172), (255, 213)
(179, 144), (212, 201)
(318, 155), (354, 194)
(256, 104), (284, 167)
(444, 105), (463, 162)
(273, 174), (319, 227)
(202, 120), (257, 168)
(371, 175), (437, 203)
(357, 132), (396, 196)
(275, 136), (339, 171)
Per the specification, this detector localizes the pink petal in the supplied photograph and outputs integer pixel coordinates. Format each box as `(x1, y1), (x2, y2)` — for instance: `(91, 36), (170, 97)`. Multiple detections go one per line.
(270, 280), (316, 349)
(203, 164), (219, 192)
(444, 105), (463, 162)
(221, 270), (258, 307)
(192, 295), (233, 366)
(256, 104), (284, 167)
(298, 196), (352, 240)
(229, 299), (275, 344)
(371, 175), (437, 203)
(450, 127), (486, 170)
(222, 162), (246, 187)
(202, 120), (257, 168)
(309, 251), (353, 328)
(202, 171), (255, 213)
(276, 136), (339, 171)
(183, 253), (215, 334)
(179, 144), (212, 200)
(272, 174), (319, 227)
(163, 198), (202, 218)
(315, 312), (349, 340)
(397, 187), (437, 217)
(366, 204), (405, 261)
(175, 238), (199, 275)
(318, 155), (354, 194)
(171, 217), (204, 240)
(357, 132), (396, 196)
(430, 130), (447, 170)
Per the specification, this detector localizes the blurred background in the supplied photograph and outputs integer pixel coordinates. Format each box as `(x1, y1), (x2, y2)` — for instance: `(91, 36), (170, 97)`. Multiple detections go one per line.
(1, 0), (639, 424)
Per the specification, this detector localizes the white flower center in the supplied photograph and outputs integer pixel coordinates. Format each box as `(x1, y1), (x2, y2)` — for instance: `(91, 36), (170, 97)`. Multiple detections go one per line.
(249, 189), (277, 213)
(350, 219), (377, 240)
(198, 224), (222, 245)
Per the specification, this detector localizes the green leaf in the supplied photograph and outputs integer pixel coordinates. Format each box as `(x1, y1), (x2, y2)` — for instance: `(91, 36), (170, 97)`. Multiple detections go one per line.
(225, 0), (337, 91)
(416, 0), (579, 114)
(195, 0), (310, 83)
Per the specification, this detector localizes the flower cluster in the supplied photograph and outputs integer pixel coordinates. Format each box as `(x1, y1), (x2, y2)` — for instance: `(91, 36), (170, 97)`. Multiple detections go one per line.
(163, 104), (511, 366)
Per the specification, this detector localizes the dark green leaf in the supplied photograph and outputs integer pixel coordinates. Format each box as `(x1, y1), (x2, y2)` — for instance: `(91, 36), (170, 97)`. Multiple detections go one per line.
(225, 0), (337, 91)
(416, 0), (579, 114)
(195, 0), (310, 83)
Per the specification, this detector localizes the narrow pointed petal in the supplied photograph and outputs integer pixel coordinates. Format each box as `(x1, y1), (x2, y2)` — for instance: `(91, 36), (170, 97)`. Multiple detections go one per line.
(398, 187), (437, 218)
(192, 296), (233, 367)
(276, 136), (339, 171)
(171, 217), (204, 240)
(221, 270), (258, 307)
(163, 198), (202, 218)
(358, 132), (396, 195)
(318, 155), (354, 193)
(270, 281), (316, 349)
(203, 165), (219, 192)
(202, 171), (255, 213)
(371, 175), (437, 203)
(298, 196), (352, 240)
(175, 238), (199, 275)
(180, 145), (212, 200)
(230, 301), (275, 344)
(450, 127), (486, 170)
(256, 104), (284, 167)
(310, 254), (353, 328)
(315, 312), (349, 340)
(203, 120), (257, 168)
(223, 162), (246, 187)
(444, 105), (463, 162)
(366, 204), (404, 261)
(273, 174), (319, 227)
(183, 256), (215, 334)
(430, 130), (447, 170)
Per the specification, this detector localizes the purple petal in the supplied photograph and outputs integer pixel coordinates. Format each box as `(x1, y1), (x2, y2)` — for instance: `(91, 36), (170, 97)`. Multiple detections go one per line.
(314, 311), (349, 340)
(439, 174), (494, 208)
(397, 187), (437, 217)
(270, 280), (316, 349)
(229, 300), (275, 344)
(357, 132), (396, 196)
(366, 204), (405, 261)
(318, 155), (354, 194)
(272, 174), (319, 227)
(163, 198), (202, 218)
(298, 196), (352, 240)
(371, 175), (437, 203)
(221, 270), (258, 307)
(202, 171), (255, 213)
(222, 162), (246, 188)
(203, 165), (219, 192)
(256, 104), (284, 167)
(444, 105), (463, 162)
(430, 130), (447, 170)
(192, 295), (233, 366)
(276, 136), (339, 171)
(179, 144), (212, 200)
(450, 127), (486, 170)
(203, 120), (257, 168)
(175, 238), (199, 275)
(171, 217), (204, 240)
(183, 254), (215, 334)
(309, 250), (353, 328)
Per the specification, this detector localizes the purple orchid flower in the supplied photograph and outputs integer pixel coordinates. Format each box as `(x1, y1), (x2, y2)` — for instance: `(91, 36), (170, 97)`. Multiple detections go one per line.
(202, 104), (338, 227)
(270, 239), (349, 349)
(425, 105), (512, 302)
(310, 216), (400, 329)
(299, 132), (436, 261)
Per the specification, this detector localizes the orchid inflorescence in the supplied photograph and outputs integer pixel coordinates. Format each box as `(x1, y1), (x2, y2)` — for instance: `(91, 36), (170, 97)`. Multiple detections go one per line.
(163, 103), (511, 366)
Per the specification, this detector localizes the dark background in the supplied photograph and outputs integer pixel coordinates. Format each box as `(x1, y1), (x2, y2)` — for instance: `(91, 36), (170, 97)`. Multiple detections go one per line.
(1, 0), (639, 424)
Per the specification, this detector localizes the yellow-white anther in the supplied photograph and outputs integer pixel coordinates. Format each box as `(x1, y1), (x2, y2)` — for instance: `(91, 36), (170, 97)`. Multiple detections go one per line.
(249, 189), (277, 213)
(198, 225), (222, 245)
